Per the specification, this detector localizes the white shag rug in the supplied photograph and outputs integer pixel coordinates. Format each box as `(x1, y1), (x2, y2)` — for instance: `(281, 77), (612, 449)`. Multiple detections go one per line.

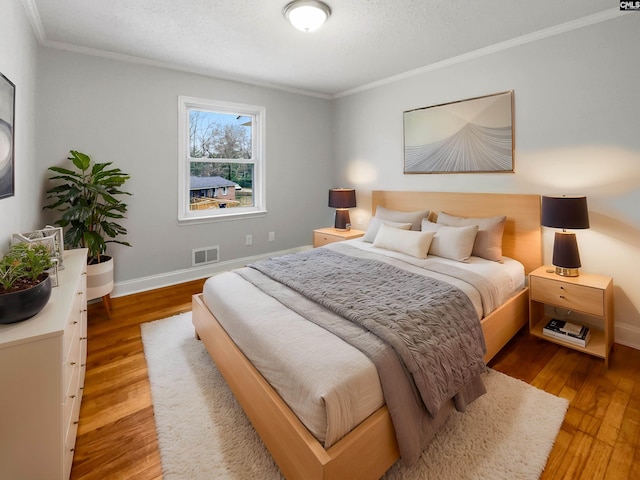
(141, 313), (568, 480)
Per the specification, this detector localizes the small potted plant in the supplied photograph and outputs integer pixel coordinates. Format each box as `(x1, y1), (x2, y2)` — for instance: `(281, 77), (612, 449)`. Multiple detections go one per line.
(44, 150), (132, 303)
(0, 242), (54, 324)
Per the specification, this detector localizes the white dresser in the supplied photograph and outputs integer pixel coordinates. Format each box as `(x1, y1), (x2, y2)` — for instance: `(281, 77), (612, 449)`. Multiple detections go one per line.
(0, 249), (88, 480)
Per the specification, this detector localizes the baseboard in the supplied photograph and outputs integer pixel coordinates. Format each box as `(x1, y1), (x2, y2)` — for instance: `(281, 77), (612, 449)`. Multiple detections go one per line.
(111, 245), (312, 298)
(615, 322), (640, 351)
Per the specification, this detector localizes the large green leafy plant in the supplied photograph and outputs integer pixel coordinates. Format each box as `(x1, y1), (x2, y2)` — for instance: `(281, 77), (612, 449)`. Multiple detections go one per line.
(44, 150), (132, 263)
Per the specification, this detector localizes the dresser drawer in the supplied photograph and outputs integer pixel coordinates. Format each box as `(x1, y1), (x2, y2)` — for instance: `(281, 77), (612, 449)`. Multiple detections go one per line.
(63, 318), (79, 360)
(63, 362), (81, 430)
(63, 282), (85, 358)
(63, 392), (81, 480)
(63, 317), (79, 367)
(530, 276), (604, 316)
(63, 325), (82, 397)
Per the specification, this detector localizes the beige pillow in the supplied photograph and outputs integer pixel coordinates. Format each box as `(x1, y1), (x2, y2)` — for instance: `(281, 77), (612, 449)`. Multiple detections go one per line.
(421, 219), (479, 262)
(375, 206), (429, 231)
(436, 212), (507, 262)
(362, 217), (412, 243)
(373, 223), (435, 259)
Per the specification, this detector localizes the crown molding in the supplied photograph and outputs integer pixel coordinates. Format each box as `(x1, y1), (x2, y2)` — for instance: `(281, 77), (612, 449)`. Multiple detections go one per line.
(19, 2), (624, 100)
(334, 9), (625, 99)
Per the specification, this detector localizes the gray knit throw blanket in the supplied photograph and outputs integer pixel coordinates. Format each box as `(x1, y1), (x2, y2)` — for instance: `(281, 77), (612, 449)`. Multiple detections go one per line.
(248, 248), (486, 416)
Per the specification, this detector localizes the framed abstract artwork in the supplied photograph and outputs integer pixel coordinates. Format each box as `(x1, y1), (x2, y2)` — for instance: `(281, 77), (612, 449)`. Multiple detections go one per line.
(403, 91), (514, 174)
(0, 72), (15, 198)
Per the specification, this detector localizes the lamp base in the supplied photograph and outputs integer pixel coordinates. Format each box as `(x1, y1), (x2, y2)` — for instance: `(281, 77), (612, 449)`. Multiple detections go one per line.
(552, 232), (581, 277)
(555, 266), (580, 277)
(334, 209), (351, 231)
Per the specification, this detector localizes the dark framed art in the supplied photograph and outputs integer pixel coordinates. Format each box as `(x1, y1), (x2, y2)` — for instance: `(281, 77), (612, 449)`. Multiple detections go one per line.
(0, 72), (15, 199)
(403, 90), (514, 174)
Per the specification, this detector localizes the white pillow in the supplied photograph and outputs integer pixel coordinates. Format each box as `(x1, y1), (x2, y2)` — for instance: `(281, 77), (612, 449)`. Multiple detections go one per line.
(375, 206), (429, 231)
(362, 218), (412, 243)
(373, 223), (435, 259)
(436, 212), (506, 262)
(421, 219), (479, 262)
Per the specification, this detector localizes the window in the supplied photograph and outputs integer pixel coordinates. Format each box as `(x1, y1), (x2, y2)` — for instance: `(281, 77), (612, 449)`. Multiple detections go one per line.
(178, 96), (266, 223)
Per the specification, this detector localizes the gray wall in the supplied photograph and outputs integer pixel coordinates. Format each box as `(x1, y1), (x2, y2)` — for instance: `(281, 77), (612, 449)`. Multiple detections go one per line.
(0, 0), (40, 248)
(333, 13), (640, 347)
(36, 49), (333, 293)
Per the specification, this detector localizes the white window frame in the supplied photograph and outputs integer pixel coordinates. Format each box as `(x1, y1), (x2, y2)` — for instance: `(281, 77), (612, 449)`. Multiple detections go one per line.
(177, 96), (266, 224)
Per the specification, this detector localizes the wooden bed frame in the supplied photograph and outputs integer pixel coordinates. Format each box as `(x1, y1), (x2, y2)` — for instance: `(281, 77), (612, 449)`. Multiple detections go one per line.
(192, 191), (542, 480)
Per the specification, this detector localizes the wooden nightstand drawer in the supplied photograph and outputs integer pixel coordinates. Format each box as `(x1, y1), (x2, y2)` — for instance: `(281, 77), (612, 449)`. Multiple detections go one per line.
(530, 276), (604, 316)
(313, 228), (365, 248)
(314, 232), (340, 247)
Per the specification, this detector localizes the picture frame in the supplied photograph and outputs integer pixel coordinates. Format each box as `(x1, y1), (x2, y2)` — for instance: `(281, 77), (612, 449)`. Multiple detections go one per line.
(11, 231), (61, 288)
(0, 72), (15, 199)
(12, 226), (65, 271)
(403, 90), (514, 174)
(48, 258), (59, 288)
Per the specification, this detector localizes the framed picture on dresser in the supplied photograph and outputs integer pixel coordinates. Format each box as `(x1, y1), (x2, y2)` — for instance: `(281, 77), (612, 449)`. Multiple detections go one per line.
(0, 72), (15, 199)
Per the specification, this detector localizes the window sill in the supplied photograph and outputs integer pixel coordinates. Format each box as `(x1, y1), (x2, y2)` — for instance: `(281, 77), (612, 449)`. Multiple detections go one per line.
(177, 209), (267, 226)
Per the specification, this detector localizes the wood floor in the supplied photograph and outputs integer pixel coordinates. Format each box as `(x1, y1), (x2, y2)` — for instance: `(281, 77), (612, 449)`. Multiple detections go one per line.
(72, 280), (640, 480)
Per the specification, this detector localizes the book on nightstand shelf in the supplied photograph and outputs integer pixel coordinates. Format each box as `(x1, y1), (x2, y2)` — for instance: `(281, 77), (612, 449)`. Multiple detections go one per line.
(542, 319), (591, 347)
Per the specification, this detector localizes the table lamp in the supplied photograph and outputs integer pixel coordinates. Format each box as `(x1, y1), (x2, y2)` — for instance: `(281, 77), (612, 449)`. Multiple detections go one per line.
(328, 188), (356, 231)
(541, 195), (590, 277)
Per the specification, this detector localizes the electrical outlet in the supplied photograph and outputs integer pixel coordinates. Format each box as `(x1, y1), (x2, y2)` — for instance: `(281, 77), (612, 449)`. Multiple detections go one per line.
(245, 234), (252, 246)
(268, 232), (275, 242)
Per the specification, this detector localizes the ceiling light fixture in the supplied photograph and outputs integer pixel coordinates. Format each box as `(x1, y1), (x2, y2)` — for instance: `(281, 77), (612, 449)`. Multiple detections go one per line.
(283, 0), (331, 32)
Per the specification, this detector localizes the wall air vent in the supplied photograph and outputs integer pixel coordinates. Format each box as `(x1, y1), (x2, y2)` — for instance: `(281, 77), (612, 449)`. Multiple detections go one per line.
(192, 245), (220, 266)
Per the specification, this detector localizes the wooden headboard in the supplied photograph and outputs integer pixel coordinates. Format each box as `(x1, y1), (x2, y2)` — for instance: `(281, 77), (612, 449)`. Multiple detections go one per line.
(372, 191), (542, 274)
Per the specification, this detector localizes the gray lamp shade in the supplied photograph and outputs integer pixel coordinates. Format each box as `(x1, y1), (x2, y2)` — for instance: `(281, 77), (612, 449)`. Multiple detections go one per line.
(541, 195), (589, 276)
(328, 188), (356, 230)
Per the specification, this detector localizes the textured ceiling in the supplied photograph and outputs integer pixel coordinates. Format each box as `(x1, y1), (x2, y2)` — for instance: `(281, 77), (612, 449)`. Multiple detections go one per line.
(26, 0), (616, 97)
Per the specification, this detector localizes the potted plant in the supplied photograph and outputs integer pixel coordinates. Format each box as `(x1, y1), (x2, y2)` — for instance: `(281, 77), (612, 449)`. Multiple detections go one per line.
(44, 150), (132, 303)
(0, 243), (54, 324)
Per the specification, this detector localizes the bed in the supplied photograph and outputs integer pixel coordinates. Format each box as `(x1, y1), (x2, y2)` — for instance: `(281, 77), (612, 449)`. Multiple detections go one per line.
(192, 191), (542, 479)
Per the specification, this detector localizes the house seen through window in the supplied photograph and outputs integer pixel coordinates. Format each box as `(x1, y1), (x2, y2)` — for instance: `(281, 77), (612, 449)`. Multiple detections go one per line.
(178, 96), (266, 222)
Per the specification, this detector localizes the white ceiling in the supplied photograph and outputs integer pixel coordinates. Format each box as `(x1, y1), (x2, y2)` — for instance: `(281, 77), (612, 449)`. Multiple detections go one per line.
(25, 0), (617, 98)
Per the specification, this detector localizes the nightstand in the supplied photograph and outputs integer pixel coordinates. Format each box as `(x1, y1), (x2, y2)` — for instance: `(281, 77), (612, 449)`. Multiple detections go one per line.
(528, 266), (614, 367)
(313, 227), (365, 248)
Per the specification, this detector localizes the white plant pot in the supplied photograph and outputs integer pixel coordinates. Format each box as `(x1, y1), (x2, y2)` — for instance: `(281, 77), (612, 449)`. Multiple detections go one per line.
(86, 256), (114, 301)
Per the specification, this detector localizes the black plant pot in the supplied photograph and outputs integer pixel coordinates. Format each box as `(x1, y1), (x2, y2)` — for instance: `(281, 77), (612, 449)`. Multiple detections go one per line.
(0, 275), (52, 324)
